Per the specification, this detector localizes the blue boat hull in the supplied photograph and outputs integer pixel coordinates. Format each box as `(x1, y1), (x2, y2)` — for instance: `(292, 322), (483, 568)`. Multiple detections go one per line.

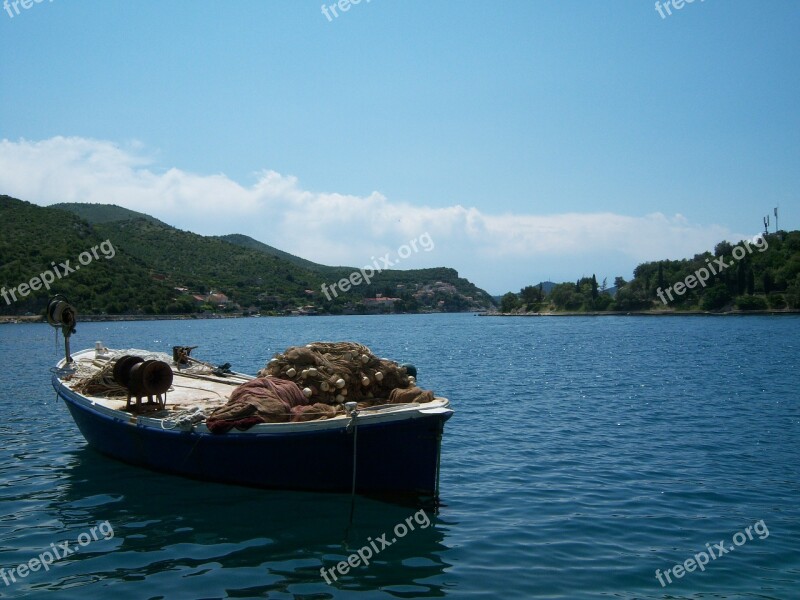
(55, 376), (451, 495)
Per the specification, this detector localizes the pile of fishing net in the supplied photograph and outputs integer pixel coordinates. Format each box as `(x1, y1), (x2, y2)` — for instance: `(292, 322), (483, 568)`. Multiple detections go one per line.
(258, 341), (427, 405)
(206, 377), (338, 433)
(206, 342), (436, 432)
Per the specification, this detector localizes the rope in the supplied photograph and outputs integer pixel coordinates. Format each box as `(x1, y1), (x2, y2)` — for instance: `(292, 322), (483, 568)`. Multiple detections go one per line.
(350, 412), (358, 497)
(173, 371), (244, 386)
(169, 383), (226, 399)
(160, 407), (207, 431)
(347, 404), (359, 525)
(180, 431), (205, 467)
(434, 421), (444, 506)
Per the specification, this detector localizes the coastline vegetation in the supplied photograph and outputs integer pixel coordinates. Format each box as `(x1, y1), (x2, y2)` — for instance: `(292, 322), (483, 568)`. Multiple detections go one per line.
(0, 196), (493, 317)
(500, 231), (800, 314)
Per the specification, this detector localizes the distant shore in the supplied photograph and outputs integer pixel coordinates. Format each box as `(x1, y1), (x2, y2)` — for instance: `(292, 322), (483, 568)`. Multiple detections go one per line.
(0, 313), (248, 325)
(4, 309), (799, 325)
(0, 311), (462, 324)
(482, 309), (800, 317)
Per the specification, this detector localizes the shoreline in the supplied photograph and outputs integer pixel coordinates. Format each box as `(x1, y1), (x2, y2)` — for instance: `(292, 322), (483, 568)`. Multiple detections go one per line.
(3, 308), (799, 324)
(0, 311), (473, 324)
(0, 313), (249, 325)
(481, 309), (800, 317)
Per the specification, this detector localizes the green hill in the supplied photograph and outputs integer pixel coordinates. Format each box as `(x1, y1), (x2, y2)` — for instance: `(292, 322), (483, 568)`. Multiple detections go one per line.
(614, 232), (800, 311)
(52, 202), (169, 227)
(218, 234), (325, 270)
(0, 196), (174, 315)
(501, 231), (800, 313)
(1, 197), (494, 316)
(219, 232), (495, 312)
(92, 217), (324, 310)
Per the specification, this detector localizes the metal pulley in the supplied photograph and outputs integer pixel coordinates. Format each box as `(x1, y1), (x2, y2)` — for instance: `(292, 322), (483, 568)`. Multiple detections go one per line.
(113, 355), (174, 411)
(47, 295), (77, 364)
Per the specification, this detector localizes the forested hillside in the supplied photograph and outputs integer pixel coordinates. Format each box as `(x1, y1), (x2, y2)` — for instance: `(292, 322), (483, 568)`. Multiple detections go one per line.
(1, 196), (494, 316)
(501, 231), (800, 313)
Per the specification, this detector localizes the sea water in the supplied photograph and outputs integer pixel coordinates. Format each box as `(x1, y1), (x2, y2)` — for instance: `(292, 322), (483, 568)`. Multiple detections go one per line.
(0, 313), (798, 599)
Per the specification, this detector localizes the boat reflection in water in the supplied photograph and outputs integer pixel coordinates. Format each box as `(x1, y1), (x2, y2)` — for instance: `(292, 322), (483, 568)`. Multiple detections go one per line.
(44, 448), (453, 598)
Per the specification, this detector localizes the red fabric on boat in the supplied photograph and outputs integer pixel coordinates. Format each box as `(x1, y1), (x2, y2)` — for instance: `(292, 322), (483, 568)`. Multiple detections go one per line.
(206, 377), (310, 433)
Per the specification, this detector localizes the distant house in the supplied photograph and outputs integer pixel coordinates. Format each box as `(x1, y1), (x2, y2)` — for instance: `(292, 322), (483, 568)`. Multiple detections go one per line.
(207, 292), (230, 306)
(364, 297), (400, 308)
(432, 282), (457, 293)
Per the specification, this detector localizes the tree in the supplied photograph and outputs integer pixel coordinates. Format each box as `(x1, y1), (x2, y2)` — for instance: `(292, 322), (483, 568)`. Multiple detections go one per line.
(736, 295), (767, 310)
(737, 260), (746, 295)
(768, 294), (786, 309)
(701, 284), (732, 311)
(613, 283), (651, 311)
(763, 270), (774, 295)
(500, 292), (521, 313)
(714, 241), (733, 257)
(788, 275), (800, 308)
(520, 285), (544, 310)
(550, 283), (582, 310)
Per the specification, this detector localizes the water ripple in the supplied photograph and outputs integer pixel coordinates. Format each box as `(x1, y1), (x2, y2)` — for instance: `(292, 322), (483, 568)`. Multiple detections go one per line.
(1, 315), (798, 598)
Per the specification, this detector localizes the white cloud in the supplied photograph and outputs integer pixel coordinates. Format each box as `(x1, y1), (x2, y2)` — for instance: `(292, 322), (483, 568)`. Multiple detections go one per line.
(0, 136), (750, 293)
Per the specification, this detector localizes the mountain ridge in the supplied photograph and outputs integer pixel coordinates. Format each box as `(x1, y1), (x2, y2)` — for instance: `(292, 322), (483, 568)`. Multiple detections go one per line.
(1, 197), (495, 315)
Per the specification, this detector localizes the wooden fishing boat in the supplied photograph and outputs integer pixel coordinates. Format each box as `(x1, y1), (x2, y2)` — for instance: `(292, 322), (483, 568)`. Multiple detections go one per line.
(48, 298), (453, 497)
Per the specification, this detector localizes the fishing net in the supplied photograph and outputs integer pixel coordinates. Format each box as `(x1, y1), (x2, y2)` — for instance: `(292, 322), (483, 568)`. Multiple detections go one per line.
(206, 376), (307, 431)
(258, 341), (419, 405)
(206, 376), (339, 431)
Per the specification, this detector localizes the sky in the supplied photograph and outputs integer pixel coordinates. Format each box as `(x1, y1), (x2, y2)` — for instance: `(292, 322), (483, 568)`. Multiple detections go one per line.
(0, 0), (797, 295)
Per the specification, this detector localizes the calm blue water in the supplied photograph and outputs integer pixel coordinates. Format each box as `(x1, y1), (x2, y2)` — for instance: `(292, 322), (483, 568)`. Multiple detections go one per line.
(0, 313), (798, 599)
